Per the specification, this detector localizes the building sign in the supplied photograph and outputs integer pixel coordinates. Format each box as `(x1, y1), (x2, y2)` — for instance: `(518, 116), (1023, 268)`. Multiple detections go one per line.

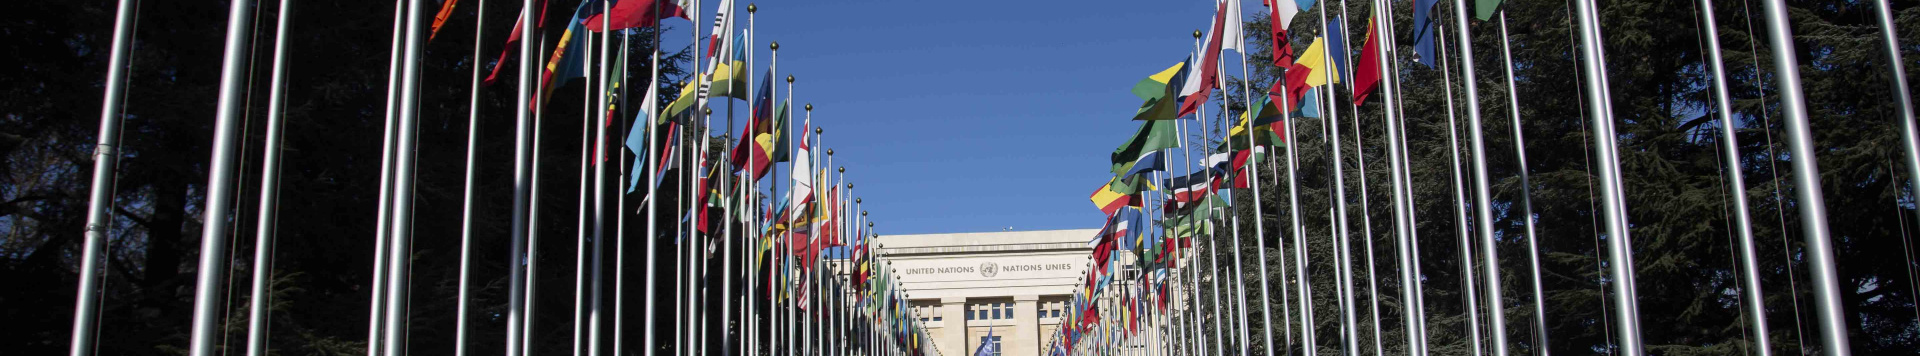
(900, 261), (1078, 278)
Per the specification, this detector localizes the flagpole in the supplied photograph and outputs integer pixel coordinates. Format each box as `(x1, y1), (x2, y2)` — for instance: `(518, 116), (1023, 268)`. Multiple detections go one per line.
(1199, 25), (1251, 356)
(1569, 0), (1647, 353)
(614, 26), (635, 356)
(1368, 0), (1424, 353)
(1224, 2), (1277, 354)
(1756, 0), (1850, 353)
(1686, 2), (1769, 355)
(368, 2), (406, 352)
(244, 0), (297, 354)
(523, 13), (553, 356)
(449, 1), (490, 355)
(1381, 0), (1432, 351)
(70, 0), (140, 353)
(375, 0), (430, 353)
(1332, 3), (1387, 355)
(1433, 21), (1488, 356)
(575, 28), (597, 356)
(1274, 23), (1315, 356)
(508, 0), (537, 353)
(644, 0), (667, 352)
(1445, 2), (1515, 355)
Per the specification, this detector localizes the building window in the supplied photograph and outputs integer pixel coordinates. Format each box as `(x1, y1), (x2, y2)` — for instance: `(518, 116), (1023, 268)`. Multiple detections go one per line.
(1000, 302), (1014, 319)
(978, 336), (1002, 356)
(965, 310), (975, 320)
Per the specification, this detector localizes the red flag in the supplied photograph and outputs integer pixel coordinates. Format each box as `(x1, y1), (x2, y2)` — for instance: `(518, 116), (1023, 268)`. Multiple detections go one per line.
(483, 0), (550, 86)
(428, 0), (462, 41)
(1353, 17), (1383, 106)
(1277, 64), (1313, 111)
(581, 0), (688, 32)
(1177, 0), (1230, 118)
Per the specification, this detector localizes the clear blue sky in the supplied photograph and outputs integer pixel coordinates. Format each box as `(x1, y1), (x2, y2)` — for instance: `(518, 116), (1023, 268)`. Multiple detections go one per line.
(667, 0), (1243, 235)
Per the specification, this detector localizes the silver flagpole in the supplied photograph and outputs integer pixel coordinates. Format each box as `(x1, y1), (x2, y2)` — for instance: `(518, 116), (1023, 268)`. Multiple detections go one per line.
(1491, 12), (1550, 356)
(1693, 2), (1769, 355)
(644, 0), (667, 351)
(185, 0), (258, 353)
(1446, 1), (1512, 353)
(589, 0), (614, 351)
(1571, 0), (1644, 352)
(70, 0), (138, 353)
(1877, 0), (1920, 254)
(524, 15), (553, 356)
(1313, 6), (1362, 355)
(1199, 27), (1251, 355)
(369, 2), (406, 352)
(614, 23), (635, 356)
(1333, 2), (1386, 355)
(1372, 0), (1424, 353)
(457, 0), (489, 355)
(1281, 46), (1314, 356)
(1385, 0), (1432, 350)
(1756, 0), (1850, 353)
(1436, 21), (1486, 356)
(575, 29), (597, 356)
(380, 0), (429, 353)
(508, 0), (536, 352)
(245, 0), (296, 354)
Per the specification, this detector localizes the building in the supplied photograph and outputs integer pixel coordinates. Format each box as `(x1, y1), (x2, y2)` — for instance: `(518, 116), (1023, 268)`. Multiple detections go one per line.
(848, 229), (1097, 356)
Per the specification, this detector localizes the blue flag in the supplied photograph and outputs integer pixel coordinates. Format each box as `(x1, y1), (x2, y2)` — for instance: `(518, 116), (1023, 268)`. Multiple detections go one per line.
(1413, 0), (1441, 67)
(1327, 16), (1352, 83)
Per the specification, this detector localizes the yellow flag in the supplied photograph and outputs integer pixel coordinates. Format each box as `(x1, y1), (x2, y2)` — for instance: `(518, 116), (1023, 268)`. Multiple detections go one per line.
(1294, 37), (1339, 87)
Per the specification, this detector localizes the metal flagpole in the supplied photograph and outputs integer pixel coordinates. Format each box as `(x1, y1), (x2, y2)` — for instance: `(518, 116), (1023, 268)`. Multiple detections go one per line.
(508, 0), (536, 353)
(369, 2), (406, 352)
(1692, 2), (1769, 355)
(1383, 0), (1432, 350)
(615, 28), (634, 356)
(71, 0), (139, 352)
(589, 0), (614, 351)
(1435, 21), (1486, 356)
(1445, 1), (1513, 354)
(1877, 0), (1920, 258)
(379, 0), (429, 353)
(524, 14), (553, 356)
(1489, 11), (1551, 355)
(1281, 46), (1313, 356)
(245, 0), (296, 354)
(1372, 0), (1424, 353)
(1755, 0), (1851, 353)
(644, 0), (667, 351)
(1332, 2), (1387, 355)
(1570, 0), (1645, 352)
(575, 29), (597, 356)
(1313, 6), (1364, 355)
(185, 0), (258, 353)
(456, 0), (489, 355)
(1199, 31), (1251, 356)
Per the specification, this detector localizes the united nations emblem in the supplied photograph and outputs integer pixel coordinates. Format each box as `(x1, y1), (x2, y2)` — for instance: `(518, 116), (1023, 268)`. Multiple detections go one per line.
(980, 262), (999, 277)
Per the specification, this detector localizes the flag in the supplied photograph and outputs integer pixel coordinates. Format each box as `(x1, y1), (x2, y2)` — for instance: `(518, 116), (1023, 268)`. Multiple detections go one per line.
(1131, 59), (1192, 121)
(1414, 0), (1441, 67)
(1353, 16), (1383, 105)
(1296, 37), (1339, 87)
(731, 70), (776, 174)
(484, 0), (551, 86)
(1120, 149), (1167, 179)
(790, 118), (815, 207)
(625, 83), (661, 193)
(1163, 171), (1217, 208)
(1110, 120), (1179, 174)
(770, 102), (792, 162)
(973, 327), (998, 356)
(1477, 0), (1504, 21)
(709, 33), (750, 99)
(1090, 181), (1132, 216)
(1297, 88), (1321, 118)
(662, 79), (701, 119)
(1220, 0), (1244, 53)
(1263, 0), (1299, 69)
(537, 2), (596, 106)
(428, 0), (462, 41)
(704, 0), (736, 58)
(582, 0), (688, 31)
(1326, 16), (1352, 83)
(1177, 0), (1231, 118)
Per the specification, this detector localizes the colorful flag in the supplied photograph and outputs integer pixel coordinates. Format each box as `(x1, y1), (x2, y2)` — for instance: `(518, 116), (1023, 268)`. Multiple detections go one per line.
(1296, 37), (1339, 87)
(1177, 0), (1231, 118)
(625, 83), (660, 193)
(731, 70), (776, 173)
(1110, 120), (1179, 174)
(1413, 0), (1441, 67)
(1353, 16), (1383, 105)
(790, 118), (815, 207)
(709, 33), (750, 99)
(1131, 58), (1193, 121)
(537, 2), (596, 107)
(1090, 180), (1134, 215)
(1263, 0), (1298, 69)
(1326, 16), (1352, 83)
(1120, 149), (1168, 179)
(582, 0), (688, 31)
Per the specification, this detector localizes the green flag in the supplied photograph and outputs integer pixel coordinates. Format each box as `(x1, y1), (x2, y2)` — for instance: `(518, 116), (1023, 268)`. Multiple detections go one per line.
(1475, 0), (1503, 21)
(1131, 59), (1192, 121)
(770, 102), (792, 162)
(1111, 120), (1180, 174)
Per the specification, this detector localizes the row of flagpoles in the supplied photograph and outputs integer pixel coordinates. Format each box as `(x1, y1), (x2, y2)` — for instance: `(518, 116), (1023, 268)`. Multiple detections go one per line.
(1043, 0), (1896, 355)
(67, 0), (945, 356)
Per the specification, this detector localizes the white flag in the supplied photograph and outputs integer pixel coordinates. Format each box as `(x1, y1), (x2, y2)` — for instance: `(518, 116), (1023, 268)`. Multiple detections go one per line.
(1221, 0), (1244, 52)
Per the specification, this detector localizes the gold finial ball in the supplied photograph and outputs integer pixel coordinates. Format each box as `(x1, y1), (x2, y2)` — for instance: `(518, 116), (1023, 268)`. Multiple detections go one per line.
(837, 167), (844, 173)
(747, 3), (756, 12)
(815, 127), (823, 135)
(868, 222), (874, 227)
(704, 107), (712, 115)
(1193, 30), (1203, 38)
(786, 75), (795, 83)
(827, 148), (834, 156)
(805, 103), (812, 111)
(770, 41), (779, 51)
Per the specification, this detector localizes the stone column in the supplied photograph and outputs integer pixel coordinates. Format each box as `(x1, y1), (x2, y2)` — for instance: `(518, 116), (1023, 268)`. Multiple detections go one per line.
(941, 297), (966, 356)
(1014, 295), (1040, 356)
